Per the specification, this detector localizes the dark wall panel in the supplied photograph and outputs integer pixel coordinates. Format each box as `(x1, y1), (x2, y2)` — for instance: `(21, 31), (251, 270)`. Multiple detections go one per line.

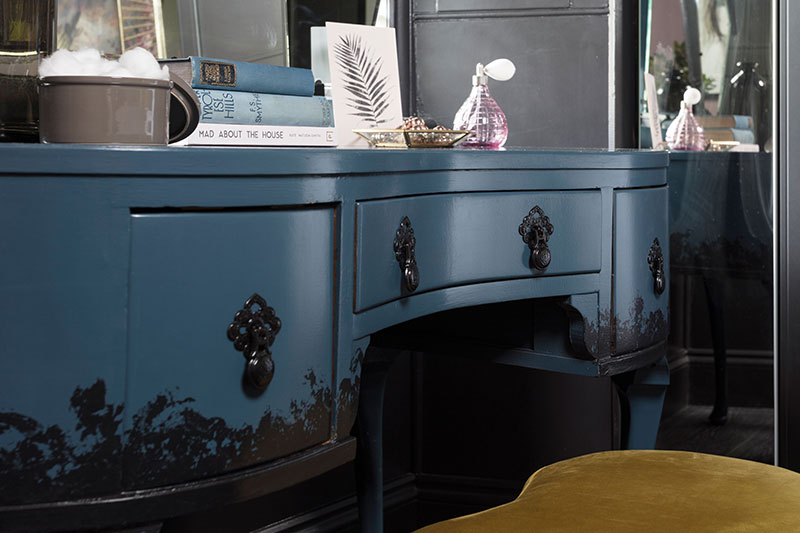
(412, 14), (609, 147)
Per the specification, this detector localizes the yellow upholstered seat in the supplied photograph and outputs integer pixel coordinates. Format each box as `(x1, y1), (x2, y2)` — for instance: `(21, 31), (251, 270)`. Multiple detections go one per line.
(417, 450), (800, 532)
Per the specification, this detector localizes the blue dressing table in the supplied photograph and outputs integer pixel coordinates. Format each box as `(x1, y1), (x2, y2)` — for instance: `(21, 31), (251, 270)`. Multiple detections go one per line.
(0, 145), (669, 531)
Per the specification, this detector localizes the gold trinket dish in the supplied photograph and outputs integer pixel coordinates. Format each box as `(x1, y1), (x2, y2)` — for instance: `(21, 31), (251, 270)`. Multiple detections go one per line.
(354, 128), (470, 148)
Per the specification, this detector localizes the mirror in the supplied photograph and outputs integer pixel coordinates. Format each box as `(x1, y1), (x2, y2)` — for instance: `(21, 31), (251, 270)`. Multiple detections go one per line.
(55, 0), (391, 69)
(642, 0), (775, 466)
(57, 0), (164, 57)
(643, 0), (772, 150)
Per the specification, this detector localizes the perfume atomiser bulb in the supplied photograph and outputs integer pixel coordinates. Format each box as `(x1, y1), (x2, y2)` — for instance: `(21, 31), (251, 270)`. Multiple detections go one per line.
(470, 58), (516, 86)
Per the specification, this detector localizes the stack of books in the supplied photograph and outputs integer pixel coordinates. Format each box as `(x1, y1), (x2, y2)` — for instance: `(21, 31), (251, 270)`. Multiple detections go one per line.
(162, 57), (336, 147)
(695, 115), (755, 144)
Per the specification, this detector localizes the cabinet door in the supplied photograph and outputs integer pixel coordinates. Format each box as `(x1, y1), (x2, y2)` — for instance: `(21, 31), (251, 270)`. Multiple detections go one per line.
(614, 187), (669, 354)
(124, 208), (335, 489)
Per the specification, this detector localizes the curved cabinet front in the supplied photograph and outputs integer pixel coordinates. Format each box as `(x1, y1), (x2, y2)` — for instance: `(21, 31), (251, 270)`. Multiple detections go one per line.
(124, 208), (335, 489)
(614, 188), (669, 354)
(354, 191), (603, 312)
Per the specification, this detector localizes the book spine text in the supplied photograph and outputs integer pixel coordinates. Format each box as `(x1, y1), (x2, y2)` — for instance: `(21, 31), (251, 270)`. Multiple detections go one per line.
(195, 89), (333, 127)
(190, 58), (315, 96)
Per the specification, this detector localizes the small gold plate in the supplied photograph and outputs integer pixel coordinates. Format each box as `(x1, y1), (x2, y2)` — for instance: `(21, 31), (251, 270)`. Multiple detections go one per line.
(354, 128), (470, 148)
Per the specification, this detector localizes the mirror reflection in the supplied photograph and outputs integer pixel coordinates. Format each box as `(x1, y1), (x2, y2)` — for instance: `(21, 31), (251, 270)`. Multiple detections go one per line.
(644, 0), (771, 151)
(643, 0), (775, 466)
(54, 0), (391, 68)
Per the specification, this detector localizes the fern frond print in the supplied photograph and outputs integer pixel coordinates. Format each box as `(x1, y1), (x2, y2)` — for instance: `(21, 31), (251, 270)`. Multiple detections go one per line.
(333, 34), (394, 127)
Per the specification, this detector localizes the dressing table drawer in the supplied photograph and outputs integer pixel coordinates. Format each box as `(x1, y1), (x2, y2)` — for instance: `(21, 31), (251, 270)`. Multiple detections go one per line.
(124, 207), (335, 489)
(355, 191), (602, 312)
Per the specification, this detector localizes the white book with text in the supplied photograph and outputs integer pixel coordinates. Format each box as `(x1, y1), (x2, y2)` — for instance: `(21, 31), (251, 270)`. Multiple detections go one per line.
(177, 123), (337, 147)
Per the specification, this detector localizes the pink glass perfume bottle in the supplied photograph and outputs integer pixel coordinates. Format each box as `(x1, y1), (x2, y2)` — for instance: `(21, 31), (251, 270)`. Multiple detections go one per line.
(453, 59), (515, 149)
(665, 87), (705, 151)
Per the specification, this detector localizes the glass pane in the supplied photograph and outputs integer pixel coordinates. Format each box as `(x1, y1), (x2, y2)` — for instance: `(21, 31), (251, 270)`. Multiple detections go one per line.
(54, 0), (390, 67)
(641, 0), (774, 464)
(0, 0), (56, 141)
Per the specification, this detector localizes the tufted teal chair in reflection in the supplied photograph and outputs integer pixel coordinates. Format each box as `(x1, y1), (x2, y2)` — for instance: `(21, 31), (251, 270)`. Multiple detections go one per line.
(417, 450), (800, 532)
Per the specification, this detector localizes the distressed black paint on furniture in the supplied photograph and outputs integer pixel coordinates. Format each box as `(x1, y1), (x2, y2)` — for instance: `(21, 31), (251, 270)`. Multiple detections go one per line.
(560, 296), (667, 362)
(0, 373), (331, 500)
(336, 348), (365, 440)
(123, 370), (330, 489)
(0, 439), (357, 531)
(0, 380), (122, 505)
(614, 296), (669, 356)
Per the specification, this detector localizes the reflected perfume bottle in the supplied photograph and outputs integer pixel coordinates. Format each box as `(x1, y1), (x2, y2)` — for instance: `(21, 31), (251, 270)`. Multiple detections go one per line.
(665, 87), (705, 151)
(453, 59), (515, 149)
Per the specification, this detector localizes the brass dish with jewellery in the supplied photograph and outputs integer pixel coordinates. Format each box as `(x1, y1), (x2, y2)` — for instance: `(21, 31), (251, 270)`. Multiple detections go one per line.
(354, 128), (470, 148)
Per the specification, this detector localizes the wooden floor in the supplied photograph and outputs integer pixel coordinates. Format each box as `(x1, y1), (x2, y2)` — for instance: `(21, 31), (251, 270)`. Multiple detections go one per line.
(656, 405), (774, 465)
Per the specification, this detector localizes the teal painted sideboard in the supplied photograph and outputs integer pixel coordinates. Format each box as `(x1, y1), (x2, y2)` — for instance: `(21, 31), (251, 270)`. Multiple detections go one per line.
(0, 145), (669, 531)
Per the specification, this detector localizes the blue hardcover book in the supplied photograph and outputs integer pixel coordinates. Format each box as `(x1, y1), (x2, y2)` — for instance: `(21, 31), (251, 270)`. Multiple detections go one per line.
(702, 127), (756, 144)
(695, 114), (754, 130)
(160, 57), (315, 97)
(195, 89), (334, 127)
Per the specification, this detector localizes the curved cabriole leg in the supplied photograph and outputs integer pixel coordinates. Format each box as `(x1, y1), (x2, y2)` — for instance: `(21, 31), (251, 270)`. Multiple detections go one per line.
(355, 346), (401, 533)
(613, 355), (670, 449)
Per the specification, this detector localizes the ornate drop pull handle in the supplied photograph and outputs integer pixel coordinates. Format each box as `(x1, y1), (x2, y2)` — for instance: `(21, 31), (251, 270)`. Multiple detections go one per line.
(648, 238), (666, 295)
(519, 206), (554, 270)
(227, 293), (282, 390)
(393, 216), (419, 293)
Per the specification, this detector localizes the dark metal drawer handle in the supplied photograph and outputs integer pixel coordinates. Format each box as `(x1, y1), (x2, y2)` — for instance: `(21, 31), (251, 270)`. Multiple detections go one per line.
(648, 238), (666, 295)
(227, 293), (282, 390)
(519, 206), (554, 270)
(394, 216), (419, 293)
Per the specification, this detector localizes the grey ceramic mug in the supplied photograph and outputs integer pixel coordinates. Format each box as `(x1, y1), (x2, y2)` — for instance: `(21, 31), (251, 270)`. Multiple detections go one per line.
(38, 74), (199, 145)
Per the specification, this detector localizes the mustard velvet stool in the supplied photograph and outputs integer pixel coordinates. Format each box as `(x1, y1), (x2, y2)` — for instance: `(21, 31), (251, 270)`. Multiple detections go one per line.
(417, 450), (800, 532)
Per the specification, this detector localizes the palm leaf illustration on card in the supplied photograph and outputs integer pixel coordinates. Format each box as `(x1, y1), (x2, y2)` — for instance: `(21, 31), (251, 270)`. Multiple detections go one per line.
(333, 34), (394, 127)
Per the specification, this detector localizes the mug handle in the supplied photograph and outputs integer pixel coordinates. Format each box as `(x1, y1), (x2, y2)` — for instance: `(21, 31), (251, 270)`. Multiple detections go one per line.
(167, 72), (200, 144)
